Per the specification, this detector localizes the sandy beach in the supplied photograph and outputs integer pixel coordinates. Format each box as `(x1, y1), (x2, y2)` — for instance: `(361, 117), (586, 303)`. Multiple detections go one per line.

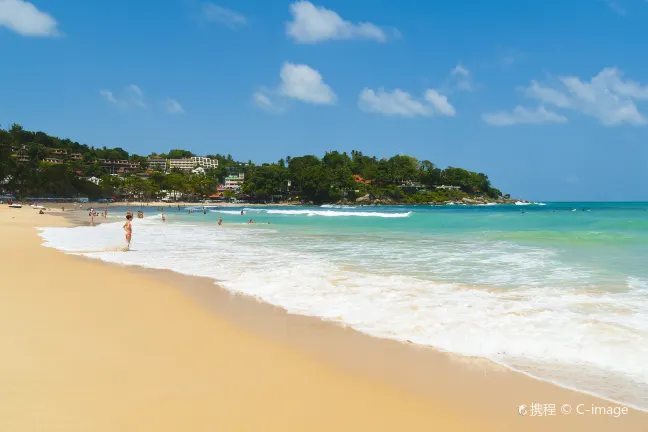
(1, 206), (646, 431)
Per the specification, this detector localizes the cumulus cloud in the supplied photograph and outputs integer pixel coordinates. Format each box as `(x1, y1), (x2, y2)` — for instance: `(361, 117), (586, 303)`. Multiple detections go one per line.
(484, 67), (648, 126)
(278, 62), (336, 104)
(525, 80), (571, 108)
(358, 88), (456, 117)
(0, 0), (59, 36)
(286, 1), (393, 44)
(164, 98), (185, 114)
(201, 3), (246, 29)
(100, 85), (147, 110)
(527, 67), (648, 126)
(253, 63), (335, 112)
(424, 89), (456, 116)
(482, 106), (568, 126)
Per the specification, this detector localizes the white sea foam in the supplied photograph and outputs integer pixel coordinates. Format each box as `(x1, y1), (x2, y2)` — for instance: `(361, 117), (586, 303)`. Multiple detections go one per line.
(247, 209), (412, 218)
(209, 209), (245, 215)
(320, 204), (358, 209)
(38, 219), (648, 410)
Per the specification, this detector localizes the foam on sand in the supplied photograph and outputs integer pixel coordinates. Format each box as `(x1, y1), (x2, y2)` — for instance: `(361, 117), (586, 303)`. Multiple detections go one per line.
(38, 217), (648, 411)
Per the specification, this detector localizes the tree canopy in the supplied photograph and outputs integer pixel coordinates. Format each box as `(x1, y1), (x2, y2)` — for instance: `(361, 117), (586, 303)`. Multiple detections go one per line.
(1, 124), (503, 203)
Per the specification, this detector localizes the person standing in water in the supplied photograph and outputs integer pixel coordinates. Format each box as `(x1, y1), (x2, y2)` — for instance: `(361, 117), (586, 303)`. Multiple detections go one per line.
(218, 217), (223, 225)
(123, 214), (133, 250)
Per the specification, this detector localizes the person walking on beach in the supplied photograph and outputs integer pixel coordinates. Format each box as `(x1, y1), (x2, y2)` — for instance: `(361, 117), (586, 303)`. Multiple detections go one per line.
(104, 207), (108, 218)
(123, 214), (133, 250)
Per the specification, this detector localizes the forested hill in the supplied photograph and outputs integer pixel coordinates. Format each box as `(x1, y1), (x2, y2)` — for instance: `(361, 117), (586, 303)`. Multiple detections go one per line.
(1, 124), (507, 204)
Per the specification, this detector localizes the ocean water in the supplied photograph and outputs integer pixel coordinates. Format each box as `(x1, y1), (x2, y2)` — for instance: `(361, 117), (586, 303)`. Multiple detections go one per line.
(39, 202), (648, 410)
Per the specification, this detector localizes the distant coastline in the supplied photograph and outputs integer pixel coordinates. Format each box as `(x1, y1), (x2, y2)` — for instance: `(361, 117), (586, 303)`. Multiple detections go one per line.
(2, 124), (510, 206)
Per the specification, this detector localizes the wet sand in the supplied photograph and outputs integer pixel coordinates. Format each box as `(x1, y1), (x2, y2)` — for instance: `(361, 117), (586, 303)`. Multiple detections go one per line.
(0, 206), (645, 431)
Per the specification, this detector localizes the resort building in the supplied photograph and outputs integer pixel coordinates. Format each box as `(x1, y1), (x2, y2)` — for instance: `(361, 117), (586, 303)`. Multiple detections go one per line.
(435, 185), (461, 190)
(191, 157), (218, 169)
(168, 158), (195, 170)
(168, 157), (219, 171)
(43, 157), (63, 164)
(224, 173), (245, 191)
(50, 149), (67, 155)
(147, 157), (168, 172)
(69, 153), (84, 160)
(97, 159), (140, 175)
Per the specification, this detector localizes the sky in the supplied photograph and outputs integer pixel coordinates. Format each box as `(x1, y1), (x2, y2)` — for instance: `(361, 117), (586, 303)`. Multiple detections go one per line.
(1, 0), (648, 201)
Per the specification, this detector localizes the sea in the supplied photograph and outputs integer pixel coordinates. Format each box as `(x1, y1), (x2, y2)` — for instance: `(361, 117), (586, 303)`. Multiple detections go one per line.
(38, 202), (648, 410)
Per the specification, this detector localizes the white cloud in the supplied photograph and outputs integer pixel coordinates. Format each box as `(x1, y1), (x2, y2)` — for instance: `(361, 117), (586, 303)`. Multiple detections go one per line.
(358, 88), (456, 117)
(485, 67), (648, 127)
(0, 0), (59, 36)
(278, 63), (336, 104)
(525, 80), (571, 107)
(99, 90), (117, 104)
(482, 106), (568, 126)
(253, 91), (284, 113)
(450, 64), (473, 92)
(286, 1), (392, 44)
(100, 85), (147, 110)
(164, 98), (185, 114)
(526, 67), (648, 126)
(424, 89), (456, 116)
(202, 3), (246, 29)
(253, 63), (335, 112)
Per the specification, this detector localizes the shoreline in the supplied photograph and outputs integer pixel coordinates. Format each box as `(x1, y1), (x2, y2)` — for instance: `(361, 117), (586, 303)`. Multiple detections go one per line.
(48, 209), (648, 415)
(45, 209), (648, 418)
(27, 199), (528, 210)
(2, 206), (646, 430)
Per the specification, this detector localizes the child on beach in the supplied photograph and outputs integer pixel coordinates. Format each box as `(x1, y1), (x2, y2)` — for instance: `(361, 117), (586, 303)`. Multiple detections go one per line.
(123, 214), (133, 250)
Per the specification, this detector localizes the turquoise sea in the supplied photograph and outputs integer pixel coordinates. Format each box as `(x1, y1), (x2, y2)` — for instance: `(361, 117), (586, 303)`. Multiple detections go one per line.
(39, 202), (648, 410)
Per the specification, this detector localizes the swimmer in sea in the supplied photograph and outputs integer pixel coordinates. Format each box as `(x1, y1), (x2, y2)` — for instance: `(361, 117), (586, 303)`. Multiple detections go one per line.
(123, 214), (133, 250)
(248, 219), (255, 224)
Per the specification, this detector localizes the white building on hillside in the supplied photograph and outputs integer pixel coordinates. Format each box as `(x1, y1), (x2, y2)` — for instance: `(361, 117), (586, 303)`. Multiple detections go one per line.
(168, 157), (218, 171)
(168, 158), (195, 170)
(224, 173), (245, 191)
(191, 157), (218, 169)
(147, 158), (168, 171)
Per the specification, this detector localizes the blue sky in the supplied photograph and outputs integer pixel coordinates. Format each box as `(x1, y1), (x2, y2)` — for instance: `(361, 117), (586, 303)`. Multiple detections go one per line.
(2, 0), (648, 201)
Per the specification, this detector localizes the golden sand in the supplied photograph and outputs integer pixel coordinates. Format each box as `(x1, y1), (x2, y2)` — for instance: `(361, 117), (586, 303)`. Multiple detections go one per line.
(0, 206), (645, 431)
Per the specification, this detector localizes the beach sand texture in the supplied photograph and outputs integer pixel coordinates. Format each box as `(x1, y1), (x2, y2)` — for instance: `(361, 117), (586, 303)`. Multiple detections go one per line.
(1, 206), (646, 431)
